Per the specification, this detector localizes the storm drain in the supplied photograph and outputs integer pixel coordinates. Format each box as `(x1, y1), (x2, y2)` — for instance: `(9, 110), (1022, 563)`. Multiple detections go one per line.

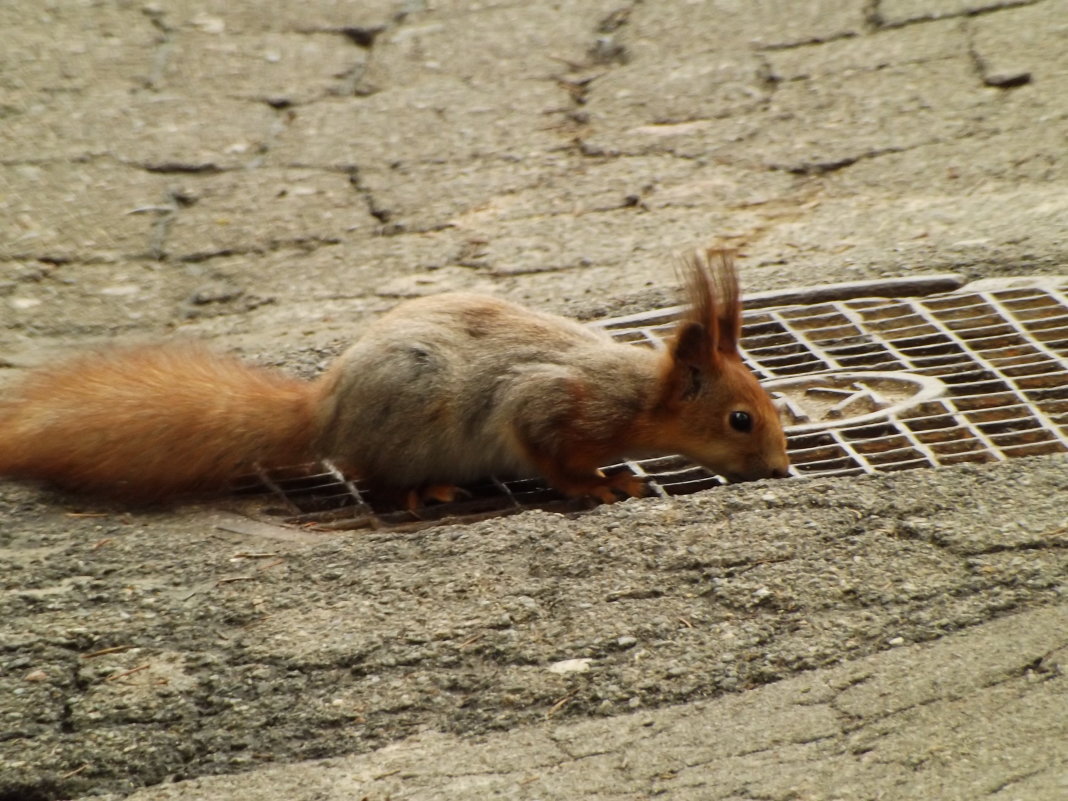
(233, 274), (1068, 531)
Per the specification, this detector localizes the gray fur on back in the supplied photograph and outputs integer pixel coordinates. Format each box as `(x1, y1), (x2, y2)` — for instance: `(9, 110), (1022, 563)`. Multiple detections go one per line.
(314, 293), (661, 487)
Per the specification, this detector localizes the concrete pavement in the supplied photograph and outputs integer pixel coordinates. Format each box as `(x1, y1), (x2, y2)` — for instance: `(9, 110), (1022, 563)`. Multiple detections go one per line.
(2, 1), (1066, 798)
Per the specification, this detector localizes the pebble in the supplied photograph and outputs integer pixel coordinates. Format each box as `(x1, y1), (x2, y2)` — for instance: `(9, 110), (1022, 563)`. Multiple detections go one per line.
(983, 70), (1031, 88)
(99, 285), (141, 296)
(547, 658), (592, 675)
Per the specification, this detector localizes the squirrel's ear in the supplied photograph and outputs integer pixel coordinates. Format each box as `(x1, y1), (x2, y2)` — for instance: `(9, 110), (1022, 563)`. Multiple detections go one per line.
(672, 320), (711, 369)
(664, 320), (713, 404)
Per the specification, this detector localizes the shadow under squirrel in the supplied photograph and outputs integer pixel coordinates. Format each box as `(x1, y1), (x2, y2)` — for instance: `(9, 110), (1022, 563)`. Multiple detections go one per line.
(0, 249), (789, 505)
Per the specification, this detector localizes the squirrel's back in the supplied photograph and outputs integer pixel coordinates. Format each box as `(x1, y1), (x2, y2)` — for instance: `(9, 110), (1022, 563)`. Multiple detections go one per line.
(0, 343), (319, 502)
(316, 292), (661, 487)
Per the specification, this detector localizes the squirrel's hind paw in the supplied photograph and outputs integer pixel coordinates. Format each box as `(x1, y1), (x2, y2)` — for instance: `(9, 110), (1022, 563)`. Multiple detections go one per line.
(405, 483), (467, 512)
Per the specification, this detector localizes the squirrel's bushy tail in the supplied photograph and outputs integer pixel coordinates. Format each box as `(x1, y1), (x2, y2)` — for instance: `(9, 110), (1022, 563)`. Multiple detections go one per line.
(0, 343), (320, 503)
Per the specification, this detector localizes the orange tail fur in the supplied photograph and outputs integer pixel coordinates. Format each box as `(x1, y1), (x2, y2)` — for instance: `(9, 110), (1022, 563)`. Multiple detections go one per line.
(0, 343), (320, 503)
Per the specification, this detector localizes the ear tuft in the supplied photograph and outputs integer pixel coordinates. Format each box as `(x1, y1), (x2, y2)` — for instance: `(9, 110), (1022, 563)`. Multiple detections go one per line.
(676, 247), (742, 359)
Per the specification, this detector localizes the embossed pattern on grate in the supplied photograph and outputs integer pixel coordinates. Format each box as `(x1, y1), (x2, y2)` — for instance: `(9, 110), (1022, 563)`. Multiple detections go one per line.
(235, 275), (1068, 531)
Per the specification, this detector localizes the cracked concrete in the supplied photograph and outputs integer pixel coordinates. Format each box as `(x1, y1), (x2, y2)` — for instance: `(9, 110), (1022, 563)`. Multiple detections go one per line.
(87, 603), (1068, 801)
(1, 0), (1067, 799)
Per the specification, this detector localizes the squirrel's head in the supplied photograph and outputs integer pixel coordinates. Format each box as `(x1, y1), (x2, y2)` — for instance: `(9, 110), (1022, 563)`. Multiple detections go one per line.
(650, 249), (789, 483)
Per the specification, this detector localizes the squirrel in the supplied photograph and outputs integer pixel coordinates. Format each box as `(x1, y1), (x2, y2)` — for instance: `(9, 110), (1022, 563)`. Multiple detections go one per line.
(0, 249), (789, 505)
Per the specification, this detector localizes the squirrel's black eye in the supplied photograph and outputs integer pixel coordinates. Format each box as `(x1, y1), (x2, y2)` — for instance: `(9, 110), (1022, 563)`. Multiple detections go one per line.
(729, 410), (753, 433)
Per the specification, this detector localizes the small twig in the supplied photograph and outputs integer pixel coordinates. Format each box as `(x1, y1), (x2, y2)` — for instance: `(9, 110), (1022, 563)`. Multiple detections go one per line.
(90, 538), (113, 550)
(60, 763), (90, 779)
(106, 663), (150, 682)
(256, 559), (286, 571)
(216, 575), (255, 585)
(546, 690), (578, 718)
(678, 617), (695, 629)
(458, 633), (484, 649)
(81, 645), (132, 660)
(66, 512), (110, 518)
(232, 552), (280, 559)
(126, 204), (174, 215)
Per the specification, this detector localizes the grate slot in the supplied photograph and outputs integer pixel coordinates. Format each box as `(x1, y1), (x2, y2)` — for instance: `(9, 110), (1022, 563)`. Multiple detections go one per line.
(921, 432), (974, 450)
(992, 354), (1060, 372)
(1000, 440), (1065, 457)
(1026, 313), (1068, 332)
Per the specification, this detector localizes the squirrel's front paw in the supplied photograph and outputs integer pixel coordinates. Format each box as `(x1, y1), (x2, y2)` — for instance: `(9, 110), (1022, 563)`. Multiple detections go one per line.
(605, 469), (648, 500)
(586, 469), (647, 504)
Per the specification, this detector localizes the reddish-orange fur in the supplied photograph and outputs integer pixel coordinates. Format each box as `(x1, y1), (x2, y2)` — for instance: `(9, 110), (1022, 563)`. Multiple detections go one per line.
(0, 343), (320, 503)
(618, 248), (788, 488)
(518, 379), (648, 502)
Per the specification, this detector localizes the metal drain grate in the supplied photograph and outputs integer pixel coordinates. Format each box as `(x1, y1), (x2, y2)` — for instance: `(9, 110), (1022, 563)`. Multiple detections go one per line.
(232, 274), (1068, 531)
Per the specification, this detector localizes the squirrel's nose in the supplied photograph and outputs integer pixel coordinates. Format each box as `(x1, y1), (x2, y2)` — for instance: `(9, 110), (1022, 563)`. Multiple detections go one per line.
(769, 466), (790, 479)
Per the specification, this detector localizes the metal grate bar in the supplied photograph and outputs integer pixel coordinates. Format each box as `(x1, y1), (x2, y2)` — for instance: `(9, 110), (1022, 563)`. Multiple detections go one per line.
(835, 302), (916, 372)
(765, 308), (841, 374)
(825, 426), (879, 474)
(618, 459), (672, 499)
